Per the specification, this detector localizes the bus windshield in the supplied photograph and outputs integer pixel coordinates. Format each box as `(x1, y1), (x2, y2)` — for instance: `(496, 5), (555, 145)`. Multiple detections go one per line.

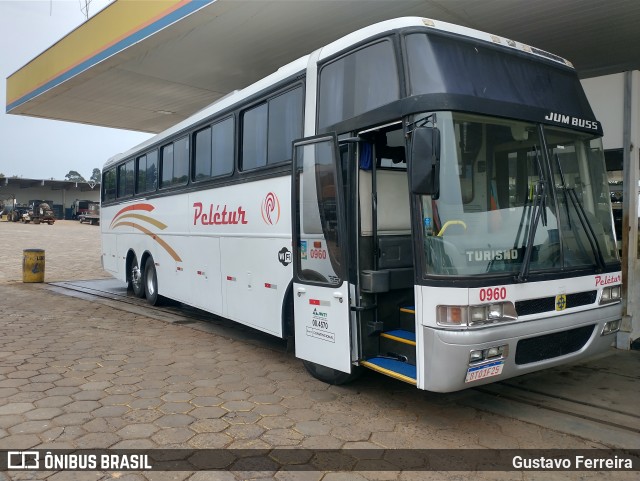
(419, 112), (618, 277)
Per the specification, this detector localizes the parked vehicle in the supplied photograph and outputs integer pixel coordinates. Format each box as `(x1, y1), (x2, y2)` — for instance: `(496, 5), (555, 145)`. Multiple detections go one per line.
(79, 202), (100, 225)
(23, 201), (56, 225)
(72, 199), (93, 220)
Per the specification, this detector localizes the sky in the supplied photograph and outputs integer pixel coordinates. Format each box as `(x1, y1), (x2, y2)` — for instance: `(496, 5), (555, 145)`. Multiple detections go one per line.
(0, 0), (153, 181)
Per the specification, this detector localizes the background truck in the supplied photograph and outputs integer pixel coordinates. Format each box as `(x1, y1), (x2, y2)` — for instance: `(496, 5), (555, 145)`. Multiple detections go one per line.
(23, 201), (56, 225)
(79, 202), (100, 225)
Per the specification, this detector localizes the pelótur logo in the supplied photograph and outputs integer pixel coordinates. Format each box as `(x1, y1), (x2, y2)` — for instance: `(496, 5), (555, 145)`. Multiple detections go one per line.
(261, 192), (280, 225)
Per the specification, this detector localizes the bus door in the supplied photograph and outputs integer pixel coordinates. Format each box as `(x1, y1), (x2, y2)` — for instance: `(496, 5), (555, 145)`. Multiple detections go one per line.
(291, 135), (352, 373)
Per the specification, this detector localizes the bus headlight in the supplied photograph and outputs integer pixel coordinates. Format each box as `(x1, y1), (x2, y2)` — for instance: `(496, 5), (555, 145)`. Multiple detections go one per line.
(437, 302), (517, 327)
(468, 302), (517, 326)
(600, 286), (621, 305)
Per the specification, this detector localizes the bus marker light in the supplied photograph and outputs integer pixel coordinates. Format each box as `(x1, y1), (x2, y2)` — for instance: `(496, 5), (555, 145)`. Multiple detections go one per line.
(601, 319), (620, 336)
(469, 350), (484, 362)
(310, 299), (330, 306)
(468, 345), (508, 365)
(487, 347), (501, 358)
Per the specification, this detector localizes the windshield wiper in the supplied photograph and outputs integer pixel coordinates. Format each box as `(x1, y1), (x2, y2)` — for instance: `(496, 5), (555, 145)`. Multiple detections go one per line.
(516, 179), (546, 282)
(554, 153), (606, 272)
(516, 145), (548, 283)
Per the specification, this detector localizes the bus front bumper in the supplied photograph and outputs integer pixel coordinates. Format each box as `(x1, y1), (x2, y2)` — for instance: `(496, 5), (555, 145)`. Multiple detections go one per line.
(419, 303), (621, 392)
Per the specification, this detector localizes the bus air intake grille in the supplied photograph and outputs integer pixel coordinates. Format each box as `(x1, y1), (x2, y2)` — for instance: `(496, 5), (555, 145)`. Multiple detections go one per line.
(515, 290), (597, 316)
(515, 325), (595, 365)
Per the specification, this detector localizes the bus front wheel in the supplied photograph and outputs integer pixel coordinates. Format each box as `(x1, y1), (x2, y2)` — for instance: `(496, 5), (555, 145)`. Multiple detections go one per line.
(144, 258), (162, 306)
(302, 360), (362, 385)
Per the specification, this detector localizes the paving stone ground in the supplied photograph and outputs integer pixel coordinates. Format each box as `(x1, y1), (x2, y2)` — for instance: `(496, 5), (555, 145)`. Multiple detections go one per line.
(0, 221), (637, 480)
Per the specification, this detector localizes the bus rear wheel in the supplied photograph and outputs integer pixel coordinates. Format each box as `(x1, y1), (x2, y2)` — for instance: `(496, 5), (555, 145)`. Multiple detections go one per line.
(302, 360), (362, 385)
(130, 255), (145, 298)
(144, 258), (162, 306)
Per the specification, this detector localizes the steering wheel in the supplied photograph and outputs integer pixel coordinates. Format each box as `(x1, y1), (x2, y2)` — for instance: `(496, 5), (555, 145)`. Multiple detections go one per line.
(437, 220), (467, 237)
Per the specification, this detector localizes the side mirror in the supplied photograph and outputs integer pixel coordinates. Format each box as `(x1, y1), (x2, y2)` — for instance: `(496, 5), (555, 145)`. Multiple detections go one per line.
(409, 127), (440, 197)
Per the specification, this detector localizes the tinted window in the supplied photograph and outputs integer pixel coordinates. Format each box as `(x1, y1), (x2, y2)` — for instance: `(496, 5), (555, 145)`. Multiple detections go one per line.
(242, 103), (268, 170)
(194, 126), (213, 180)
(193, 117), (234, 181)
(146, 150), (158, 192)
(161, 143), (174, 188)
(405, 33), (593, 117)
(161, 137), (189, 188)
(103, 169), (116, 201)
(136, 154), (147, 192)
(318, 41), (399, 128)
(212, 117), (234, 177)
(173, 137), (189, 185)
(117, 160), (134, 198)
(268, 87), (303, 164)
(242, 86), (304, 171)
(136, 151), (158, 194)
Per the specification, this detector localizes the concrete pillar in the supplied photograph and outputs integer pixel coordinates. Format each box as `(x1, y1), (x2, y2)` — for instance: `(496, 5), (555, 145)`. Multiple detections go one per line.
(622, 71), (640, 348)
(582, 71), (640, 349)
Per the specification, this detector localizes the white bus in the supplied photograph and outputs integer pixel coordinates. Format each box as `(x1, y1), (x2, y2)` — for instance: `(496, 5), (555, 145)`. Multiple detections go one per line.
(102, 17), (622, 392)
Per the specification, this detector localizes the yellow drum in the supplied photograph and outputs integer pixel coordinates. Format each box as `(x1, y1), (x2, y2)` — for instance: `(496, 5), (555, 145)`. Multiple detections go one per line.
(23, 249), (45, 283)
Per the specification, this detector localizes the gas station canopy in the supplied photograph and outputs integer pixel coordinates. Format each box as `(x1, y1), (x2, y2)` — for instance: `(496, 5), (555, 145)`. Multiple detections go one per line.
(6, 0), (640, 134)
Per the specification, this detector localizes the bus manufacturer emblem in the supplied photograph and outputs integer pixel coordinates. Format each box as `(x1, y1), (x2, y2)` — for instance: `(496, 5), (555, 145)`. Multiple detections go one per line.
(555, 294), (567, 311)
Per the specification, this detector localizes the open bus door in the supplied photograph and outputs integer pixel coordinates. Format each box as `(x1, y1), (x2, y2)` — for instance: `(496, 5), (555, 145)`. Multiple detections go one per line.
(291, 135), (354, 380)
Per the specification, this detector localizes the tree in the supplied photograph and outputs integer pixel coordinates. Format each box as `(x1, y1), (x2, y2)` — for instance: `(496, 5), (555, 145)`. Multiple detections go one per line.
(65, 170), (86, 182)
(89, 168), (101, 183)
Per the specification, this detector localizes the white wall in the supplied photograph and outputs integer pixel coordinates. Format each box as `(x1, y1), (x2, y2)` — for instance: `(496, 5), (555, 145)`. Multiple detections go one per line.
(582, 74), (625, 150)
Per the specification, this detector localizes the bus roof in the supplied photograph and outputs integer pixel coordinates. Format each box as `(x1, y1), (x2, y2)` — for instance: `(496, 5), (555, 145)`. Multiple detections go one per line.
(105, 16), (573, 169)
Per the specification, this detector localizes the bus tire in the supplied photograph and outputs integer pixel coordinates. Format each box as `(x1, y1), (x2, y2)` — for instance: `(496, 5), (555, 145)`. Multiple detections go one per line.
(144, 258), (162, 306)
(302, 360), (362, 385)
(130, 255), (145, 298)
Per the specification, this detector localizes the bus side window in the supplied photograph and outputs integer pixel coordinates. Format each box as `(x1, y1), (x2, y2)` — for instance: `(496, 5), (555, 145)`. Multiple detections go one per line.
(241, 86), (303, 172)
(242, 104), (268, 171)
(136, 150), (158, 193)
(212, 117), (234, 177)
(318, 40), (399, 129)
(117, 160), (134, 198)
(103, 169), (116, 201)
(193, 117), (234, 181)
(161, 137), (188, 188)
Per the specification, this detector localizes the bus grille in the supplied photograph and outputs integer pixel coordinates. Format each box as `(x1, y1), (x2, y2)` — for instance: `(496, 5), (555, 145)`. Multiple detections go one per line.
(515, 325), (595, 365)
(515, 290), (597, 316)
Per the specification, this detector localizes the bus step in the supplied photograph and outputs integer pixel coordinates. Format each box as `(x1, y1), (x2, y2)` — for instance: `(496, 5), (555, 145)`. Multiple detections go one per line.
(360, 357), (417, 385)
(380, 329), (416, 346)
(380, 329), (416, 364)
(399, 305), (415, 314)
(399, 306), (416, 332)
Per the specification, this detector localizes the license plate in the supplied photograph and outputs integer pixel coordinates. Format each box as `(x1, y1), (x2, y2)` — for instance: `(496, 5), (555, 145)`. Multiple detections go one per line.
(465, 360), (504, 383)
